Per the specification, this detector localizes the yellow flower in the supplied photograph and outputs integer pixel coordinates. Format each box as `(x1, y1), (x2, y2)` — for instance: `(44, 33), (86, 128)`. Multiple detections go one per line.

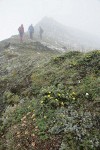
(55, 99), (58, 101)
(73, 97), (75, 100)
(58, 93), (61, 96)
(48, 95), (50, 98)
(44, 116), (47, 119)
(41, 100), (43, 104)
(61, 102), (64, 106)
(72, 92), (76, 95)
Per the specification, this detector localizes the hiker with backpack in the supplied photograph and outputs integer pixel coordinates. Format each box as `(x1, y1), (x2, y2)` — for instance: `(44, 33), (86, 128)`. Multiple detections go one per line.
(28, 24), (34, 40)
(18, 24), (24, 42)
(39, 26), (44, 40)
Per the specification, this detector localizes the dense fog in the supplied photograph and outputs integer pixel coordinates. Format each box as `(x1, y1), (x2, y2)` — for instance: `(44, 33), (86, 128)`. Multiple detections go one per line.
(0, 0), (100, 43)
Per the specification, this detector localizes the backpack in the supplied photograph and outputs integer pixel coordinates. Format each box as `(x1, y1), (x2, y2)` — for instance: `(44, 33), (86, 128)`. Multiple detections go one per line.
(29, 26), (34, 33)
(18, 26), (24, 33)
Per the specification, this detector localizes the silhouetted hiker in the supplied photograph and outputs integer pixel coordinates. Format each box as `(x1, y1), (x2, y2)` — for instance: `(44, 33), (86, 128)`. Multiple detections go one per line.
(4, 42), (10, 49)
(39, 26), (44, 40)
(18, 24), (24, 42)
(28, 24), (34, 40)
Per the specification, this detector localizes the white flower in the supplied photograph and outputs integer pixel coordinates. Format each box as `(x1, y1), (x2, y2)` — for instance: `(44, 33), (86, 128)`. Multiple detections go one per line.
(85, 93), (89, 96)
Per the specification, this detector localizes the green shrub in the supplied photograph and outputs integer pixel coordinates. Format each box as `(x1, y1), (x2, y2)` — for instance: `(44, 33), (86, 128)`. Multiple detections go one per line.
(3, 91), (20, 105)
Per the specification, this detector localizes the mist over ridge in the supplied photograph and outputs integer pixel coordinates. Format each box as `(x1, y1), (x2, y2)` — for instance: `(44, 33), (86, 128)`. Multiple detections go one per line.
(2, 16), (99, 52)
(34, 16), (100, 51)
(0, 0), (100, 42)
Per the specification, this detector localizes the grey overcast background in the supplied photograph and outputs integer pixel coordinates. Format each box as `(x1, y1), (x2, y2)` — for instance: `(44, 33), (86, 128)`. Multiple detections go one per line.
(0, 0), (100, 41)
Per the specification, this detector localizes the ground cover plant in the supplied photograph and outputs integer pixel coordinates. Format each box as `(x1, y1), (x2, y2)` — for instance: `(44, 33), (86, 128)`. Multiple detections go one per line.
(0, 45), (100, 150)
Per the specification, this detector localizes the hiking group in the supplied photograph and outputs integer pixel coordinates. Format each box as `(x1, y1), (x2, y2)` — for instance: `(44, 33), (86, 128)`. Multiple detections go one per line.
(18, 24), (44, 42)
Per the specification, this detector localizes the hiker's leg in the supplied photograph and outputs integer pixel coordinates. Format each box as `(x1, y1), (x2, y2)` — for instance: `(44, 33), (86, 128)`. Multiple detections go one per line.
(30, 32), (33, 40)
(29, 32), (31, 39)
(19, 34), (22, 42)
(20, 33), (23, 42)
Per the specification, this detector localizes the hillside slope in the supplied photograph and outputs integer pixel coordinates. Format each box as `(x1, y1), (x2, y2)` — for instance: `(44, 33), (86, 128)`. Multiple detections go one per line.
(0, 41), (61, 116)
(0, 48), (100, 149)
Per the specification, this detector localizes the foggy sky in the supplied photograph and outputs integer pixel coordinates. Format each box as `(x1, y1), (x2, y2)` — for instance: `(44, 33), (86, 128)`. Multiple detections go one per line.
(0, 0), (100, 41)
